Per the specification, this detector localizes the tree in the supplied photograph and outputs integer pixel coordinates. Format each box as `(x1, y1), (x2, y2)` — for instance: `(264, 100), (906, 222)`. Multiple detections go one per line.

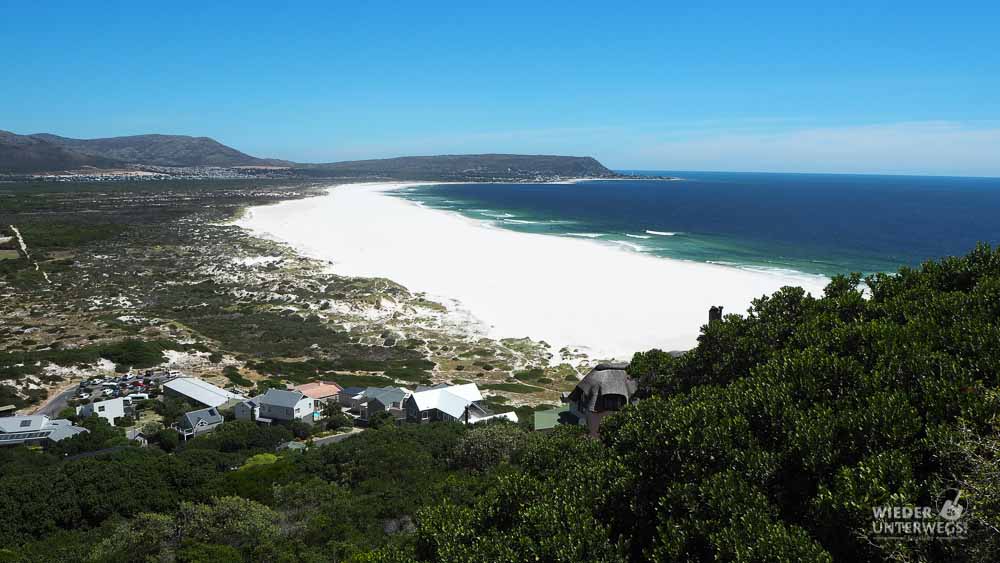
(367, 411), (396, 429)
(154, 428), (180, 453)
(450, 422), (526, 472)
(325, 411), (353, 431)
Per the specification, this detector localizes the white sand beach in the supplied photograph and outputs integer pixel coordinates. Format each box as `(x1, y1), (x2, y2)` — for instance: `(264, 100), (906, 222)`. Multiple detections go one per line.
(237, 183), (829, 360)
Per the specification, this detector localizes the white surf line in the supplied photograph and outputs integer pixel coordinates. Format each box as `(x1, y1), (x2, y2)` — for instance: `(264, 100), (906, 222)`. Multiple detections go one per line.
(237, 182), (831, 358)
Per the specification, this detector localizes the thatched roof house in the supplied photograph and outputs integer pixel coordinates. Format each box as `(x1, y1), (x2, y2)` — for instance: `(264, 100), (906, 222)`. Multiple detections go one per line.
(567, 363), (638, 437)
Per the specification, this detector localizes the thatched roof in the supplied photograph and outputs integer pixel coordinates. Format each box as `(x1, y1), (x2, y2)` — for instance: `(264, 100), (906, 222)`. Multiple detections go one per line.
(569, 363), (638, 412)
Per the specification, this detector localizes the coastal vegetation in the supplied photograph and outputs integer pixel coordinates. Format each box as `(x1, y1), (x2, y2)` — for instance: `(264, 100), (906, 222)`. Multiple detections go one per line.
(3, 245), (998, 560)
(4, 177), (999, 561)
(0, 179), (566, 412)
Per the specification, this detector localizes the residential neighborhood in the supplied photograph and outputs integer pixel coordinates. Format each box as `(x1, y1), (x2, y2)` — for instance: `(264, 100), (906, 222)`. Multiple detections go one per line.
(3, 361), (640, 454)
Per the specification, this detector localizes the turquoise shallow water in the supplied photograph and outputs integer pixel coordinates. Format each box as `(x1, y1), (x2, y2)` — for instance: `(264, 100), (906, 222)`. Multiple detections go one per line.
(390, 171), (1000, 278)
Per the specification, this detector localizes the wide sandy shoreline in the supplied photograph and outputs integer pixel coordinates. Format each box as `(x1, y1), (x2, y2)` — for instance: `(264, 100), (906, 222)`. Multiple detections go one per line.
(236, 182), (829, 360)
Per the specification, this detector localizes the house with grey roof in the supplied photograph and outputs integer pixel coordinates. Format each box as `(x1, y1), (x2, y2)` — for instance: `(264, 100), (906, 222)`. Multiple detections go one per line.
(175, 406), (225, 440)
(0, 415), (88, 447)
(567, 363), (638, 437)
(235, 389), (317, 424)
(359, 387), (410, 422)
(233, 398), (261, 422)
(338, 386), (367, 412)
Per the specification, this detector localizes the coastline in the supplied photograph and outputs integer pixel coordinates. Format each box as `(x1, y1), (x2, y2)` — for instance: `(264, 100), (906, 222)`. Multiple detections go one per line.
(236, 182), (830, 360)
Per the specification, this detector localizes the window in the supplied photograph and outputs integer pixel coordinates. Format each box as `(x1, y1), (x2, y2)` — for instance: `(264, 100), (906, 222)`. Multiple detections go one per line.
(98, 406), (106, 412)
(595, 394), (627, 412)
(421, 411), (429, 420)
(19, 420), (31, 428)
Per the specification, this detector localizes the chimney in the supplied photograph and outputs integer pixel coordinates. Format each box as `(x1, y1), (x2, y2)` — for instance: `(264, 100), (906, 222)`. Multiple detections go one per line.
(709, 305), (723, 323)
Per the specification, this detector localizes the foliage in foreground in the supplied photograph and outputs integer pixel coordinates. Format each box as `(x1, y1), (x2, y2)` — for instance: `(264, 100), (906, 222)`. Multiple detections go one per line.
(1, 246), (999, 561)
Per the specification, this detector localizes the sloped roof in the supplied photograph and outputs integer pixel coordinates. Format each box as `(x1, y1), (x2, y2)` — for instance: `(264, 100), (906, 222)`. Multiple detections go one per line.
(46, 420), (88, 442)
(569, 363), (638, 413)
(164, 378), (245, 408)
(180, 407), (224, 430)
(363, 387), (408, 406)
(340, 386), (365, 396)
(295, 381), (343, 399)
(410, 383), (483, 419)
(260, 388), (307, 409)
(0, 415), (47, 433)
(0, 416), (87, 441)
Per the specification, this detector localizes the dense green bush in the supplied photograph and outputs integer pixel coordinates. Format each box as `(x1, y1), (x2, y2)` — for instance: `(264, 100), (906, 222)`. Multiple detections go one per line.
(2, 246), (1000, 561)
(449, 422), (527, 472)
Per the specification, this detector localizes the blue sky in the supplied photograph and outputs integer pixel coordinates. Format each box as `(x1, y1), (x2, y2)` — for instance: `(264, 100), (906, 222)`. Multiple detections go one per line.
(2, 1), (998, 175)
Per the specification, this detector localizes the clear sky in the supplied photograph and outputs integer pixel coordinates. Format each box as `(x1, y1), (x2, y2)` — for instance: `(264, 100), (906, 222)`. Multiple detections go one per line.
(2, 1), (998, 176)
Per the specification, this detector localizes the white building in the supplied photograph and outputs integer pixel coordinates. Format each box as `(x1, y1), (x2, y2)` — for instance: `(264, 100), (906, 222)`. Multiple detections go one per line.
(403, 383), (511, 424)
(0, 415), (88, 446)
(77, 397), (133, 424)
(163, 377), (245, 408)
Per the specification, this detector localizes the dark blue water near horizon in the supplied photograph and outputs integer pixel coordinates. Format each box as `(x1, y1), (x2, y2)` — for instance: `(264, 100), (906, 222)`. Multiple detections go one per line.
(393, 171), (1000, 277)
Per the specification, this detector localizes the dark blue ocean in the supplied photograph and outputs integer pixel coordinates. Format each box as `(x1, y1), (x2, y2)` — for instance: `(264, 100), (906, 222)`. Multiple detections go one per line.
(391, 171), (1000, 277)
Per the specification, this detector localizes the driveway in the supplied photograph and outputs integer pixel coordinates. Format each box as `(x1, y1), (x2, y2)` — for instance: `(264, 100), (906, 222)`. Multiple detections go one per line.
(33, 384), (79, 417)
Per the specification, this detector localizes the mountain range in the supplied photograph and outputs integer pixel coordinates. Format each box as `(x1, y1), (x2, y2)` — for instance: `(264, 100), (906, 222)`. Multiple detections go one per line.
(0, 130), (616, 179)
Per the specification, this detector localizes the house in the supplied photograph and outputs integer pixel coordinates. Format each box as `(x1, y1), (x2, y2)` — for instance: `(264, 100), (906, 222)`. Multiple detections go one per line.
(76, 396), (133, 424)
(0, 405), (16, 417)
(126, 427), (149, 446)
(235, 389), (316, 424)
(233, 398), (262, 422)
(359, 387), (410, 422)
(403, 383), (496, 424)
(294, 381), (343, 405)
(338, 386), (366, 411)
(0, 415), (88, 446)
(566, 363), (638, 437)
(163, 377), (245, 408)
(174, 407), (224, 440)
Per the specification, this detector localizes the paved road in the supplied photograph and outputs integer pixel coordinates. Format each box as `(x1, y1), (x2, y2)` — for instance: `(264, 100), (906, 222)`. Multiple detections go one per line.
(33, 384), (78, 417)
(312, 427), (365, 447)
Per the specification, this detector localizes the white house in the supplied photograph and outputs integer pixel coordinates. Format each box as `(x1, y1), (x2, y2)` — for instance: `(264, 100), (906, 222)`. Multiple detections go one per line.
(403, 383), (502, 424)
(163, 377), (245, 408)
(77, 397), (133, 424)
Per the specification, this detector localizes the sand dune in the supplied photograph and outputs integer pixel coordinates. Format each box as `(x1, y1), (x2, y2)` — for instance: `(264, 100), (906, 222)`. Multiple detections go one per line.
(237, 182), (830, 360)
